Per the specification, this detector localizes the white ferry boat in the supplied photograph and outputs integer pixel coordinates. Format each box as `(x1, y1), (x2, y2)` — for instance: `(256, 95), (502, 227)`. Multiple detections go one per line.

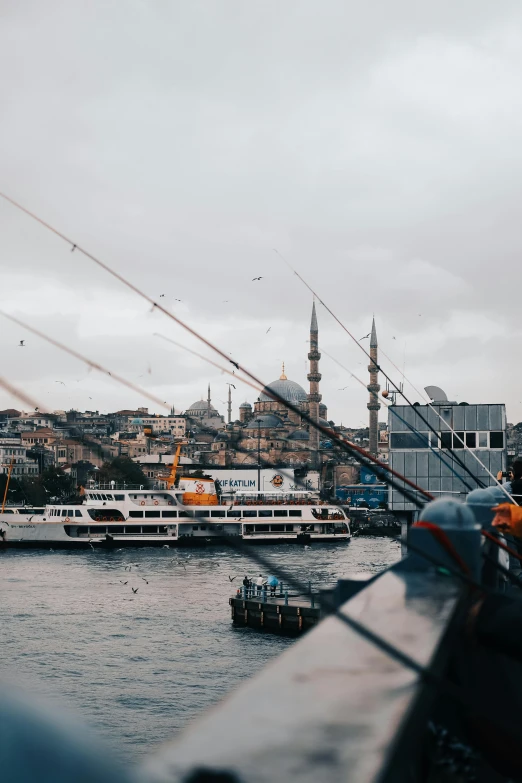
(0, 476), (350, 548)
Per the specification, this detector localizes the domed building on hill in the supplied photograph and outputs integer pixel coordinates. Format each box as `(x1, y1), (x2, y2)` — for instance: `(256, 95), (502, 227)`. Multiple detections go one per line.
(184, 384), (225, 431)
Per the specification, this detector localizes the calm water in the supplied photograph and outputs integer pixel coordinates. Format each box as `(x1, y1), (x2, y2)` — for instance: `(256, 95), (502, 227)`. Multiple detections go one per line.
(1, 538), (400, 760)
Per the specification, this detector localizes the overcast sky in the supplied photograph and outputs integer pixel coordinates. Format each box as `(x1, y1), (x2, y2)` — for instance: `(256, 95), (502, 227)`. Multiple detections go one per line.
(1, 1), (522, 426)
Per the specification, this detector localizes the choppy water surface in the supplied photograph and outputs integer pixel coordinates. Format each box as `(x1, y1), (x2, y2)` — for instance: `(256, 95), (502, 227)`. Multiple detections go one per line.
(1, 538), (400, 759)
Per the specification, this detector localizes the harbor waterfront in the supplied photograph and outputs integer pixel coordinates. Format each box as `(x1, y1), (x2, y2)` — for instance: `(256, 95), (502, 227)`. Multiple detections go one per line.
(0, 537), (400, 760)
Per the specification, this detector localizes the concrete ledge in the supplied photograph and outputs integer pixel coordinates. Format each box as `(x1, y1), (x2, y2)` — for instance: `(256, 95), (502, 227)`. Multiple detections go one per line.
(144, 567), (461, 783)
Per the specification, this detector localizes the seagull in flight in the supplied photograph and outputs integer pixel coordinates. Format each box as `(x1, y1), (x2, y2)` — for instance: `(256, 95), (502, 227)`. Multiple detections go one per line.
(55, 380), (66, 386)
(266, 327), (271, 334)
(252, 277), (263, 281)
(228, 575), (239, 582)
(19, 340), (25, 347)
(338, 386), (349, 391)
(132, 587), (139, 594)
(174, 299), (182, 302)
(159, 294), (165, 297)
(359, 333), (371, 341)
(141, 577), (149, 584)
(120, 580), (128, 585)
(228, 383), (236, 389)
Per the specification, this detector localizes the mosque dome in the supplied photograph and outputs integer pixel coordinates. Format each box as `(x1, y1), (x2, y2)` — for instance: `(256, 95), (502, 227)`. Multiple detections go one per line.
(244, 413), (284, 429)
(239, 401), (252, 409)
(287, 429), (310, 440)
(259, 365), (307, 405)
(187, 399), (216, 413)
(319, 418), (331, 429)
(131, 417), (144, 425)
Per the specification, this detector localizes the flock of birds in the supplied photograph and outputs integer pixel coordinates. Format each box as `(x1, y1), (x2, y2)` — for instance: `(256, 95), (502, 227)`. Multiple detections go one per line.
(85, 543), (193, 597)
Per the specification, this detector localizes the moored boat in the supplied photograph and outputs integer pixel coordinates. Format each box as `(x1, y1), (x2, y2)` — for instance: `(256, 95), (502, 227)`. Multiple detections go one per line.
(0, 477), (350, 548)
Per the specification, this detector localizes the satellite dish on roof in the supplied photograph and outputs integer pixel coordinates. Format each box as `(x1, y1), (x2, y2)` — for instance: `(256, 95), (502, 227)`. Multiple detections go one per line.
(424, 385), (448, 402)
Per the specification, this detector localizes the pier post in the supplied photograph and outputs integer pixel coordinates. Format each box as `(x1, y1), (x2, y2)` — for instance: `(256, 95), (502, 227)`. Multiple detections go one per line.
(262, 588), (267, 602)
(308, 581), (311, 595)
(279, 582), (283, 597)
(284, 591), (288, 606)
(311, 592), (315, 608)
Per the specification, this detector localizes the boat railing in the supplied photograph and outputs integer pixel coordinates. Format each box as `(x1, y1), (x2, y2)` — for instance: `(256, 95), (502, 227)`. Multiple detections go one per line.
(85, 483), (150, 491)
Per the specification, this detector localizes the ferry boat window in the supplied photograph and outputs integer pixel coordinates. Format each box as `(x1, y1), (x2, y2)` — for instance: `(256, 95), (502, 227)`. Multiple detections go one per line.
(227, 509), (241, 517)
(274, 510), (288, 517)
(194, 510), (208, 518)
(259, 510), (272, 518)
(289, 510), (302, 517)
(77, 526), (88, 534)
(109, 526), (124, 534)
(159, 526), (168, 534)
(68, 510), (74, 516)
(270, 525), (285, 532)
(115, 495), (124, 501)
(75, 510), (82, 517)
(145, 510), (160, 518)
(285, 525), (294, 532)
(200, 525), (207, 531)
(243, 510), (257, 517)
(193, 525), (199, 531)
(62, 510), (67, 516)
(142, 525), (159, 534)
(210, 510), (225, 517)
(255, 524), (269, 532)
(179, 510), (194, 518)
(105, 494), (113, 500)
(162, 510), (177, 518)
(466, 432), (476, 448)
(129, 511), (143, 518)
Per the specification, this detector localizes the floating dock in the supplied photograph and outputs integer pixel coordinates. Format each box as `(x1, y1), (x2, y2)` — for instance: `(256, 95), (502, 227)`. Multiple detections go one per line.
(229, 588), (321, 635)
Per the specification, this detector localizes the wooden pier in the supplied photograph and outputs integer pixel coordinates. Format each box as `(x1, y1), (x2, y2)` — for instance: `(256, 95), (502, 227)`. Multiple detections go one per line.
(230, 589), (321, 634)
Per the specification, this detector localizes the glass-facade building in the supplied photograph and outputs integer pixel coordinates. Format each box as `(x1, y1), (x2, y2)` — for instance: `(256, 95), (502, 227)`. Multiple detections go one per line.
(388, 402), (507, 520)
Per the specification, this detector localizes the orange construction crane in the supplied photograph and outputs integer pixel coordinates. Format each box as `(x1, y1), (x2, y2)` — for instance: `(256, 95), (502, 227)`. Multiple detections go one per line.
(1, 457), (15, 513)
(159, 441), (187, 489)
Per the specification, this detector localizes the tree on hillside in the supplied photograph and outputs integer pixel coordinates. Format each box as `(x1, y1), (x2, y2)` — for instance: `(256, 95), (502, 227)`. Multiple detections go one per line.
(40, 467), (74, 500)
(96, 457), (149, 487)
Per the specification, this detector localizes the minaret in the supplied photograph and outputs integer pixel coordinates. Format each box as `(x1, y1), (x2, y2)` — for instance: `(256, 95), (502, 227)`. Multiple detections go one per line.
(207, 383), (211, 417)
(367, 317), (380, 456)
(227, 384), (232, 424)
(307, 301), (322, 467)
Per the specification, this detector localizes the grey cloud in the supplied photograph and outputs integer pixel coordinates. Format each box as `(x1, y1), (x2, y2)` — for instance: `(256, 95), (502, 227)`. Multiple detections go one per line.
(1, 1), (522, 422)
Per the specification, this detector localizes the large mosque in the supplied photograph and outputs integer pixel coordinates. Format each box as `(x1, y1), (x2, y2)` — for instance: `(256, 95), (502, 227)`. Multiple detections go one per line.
(184, 303), (340, 468)
(183, 303), (380, 467)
